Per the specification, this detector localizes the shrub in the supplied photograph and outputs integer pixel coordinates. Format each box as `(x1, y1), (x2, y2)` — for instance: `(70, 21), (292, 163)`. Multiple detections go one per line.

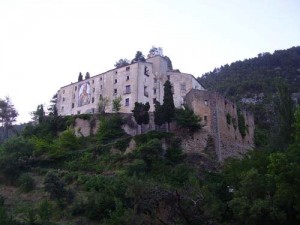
(18, 174), (35, 193)
(97, 115), (125, 144)
(57, 129), (79, 151)
(37, 199), (53, 223)
(175, 108), (202, 133)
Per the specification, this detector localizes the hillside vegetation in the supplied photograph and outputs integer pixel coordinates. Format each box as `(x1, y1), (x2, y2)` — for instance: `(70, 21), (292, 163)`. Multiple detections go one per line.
(0, 46), (300, 225)
(198, 46), (300, 129)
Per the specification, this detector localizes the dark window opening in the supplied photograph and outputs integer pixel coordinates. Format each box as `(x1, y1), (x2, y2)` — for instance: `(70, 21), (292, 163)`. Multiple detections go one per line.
(144, 66), (149, 76)
(153, 98), (156, 104)
(126, 76), (129, 81)
(126, 66), (130, 71)
(92, 97), (94, 103)
(72, 103), (74, 108)
(114, 89), (117, 94)
(153, 88), (156, 94)
(114, 79), (117, 84)
(125, 98), (129, 106)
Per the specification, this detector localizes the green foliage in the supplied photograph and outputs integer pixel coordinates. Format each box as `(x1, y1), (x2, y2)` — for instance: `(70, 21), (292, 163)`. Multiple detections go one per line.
(37, 199), (53, 223)
(112, 96), (122, 112)
(114, 58), (130, 68)
(78, 72), (83, 81)
(97, 115), (125, 144)
(272, 81), (295, 149)
(131, 51), (146, 63)
(18, 174), (36, 193)
(132, 102), (150, 125)
(163, 80), (175, 124)
(198, 46), (300, 130)
(0, 96), (18, 138)
(154, 101), (165, 126)
(238, 111), (246, 138)
(175, 107), (202, 132)
(226, 113), (231, 125)
(137, 138), (163, 170)
(57, 129), (79, 151)
(31, 104), (45, 123)
(0, 197), (14, 225)
(44, 172), (74, 206)
(294, 106), (300, 143)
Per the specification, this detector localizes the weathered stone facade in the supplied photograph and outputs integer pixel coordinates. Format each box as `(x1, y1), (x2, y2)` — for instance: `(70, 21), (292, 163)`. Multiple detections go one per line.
(56, 56), (204, 116)
(57, 54), (254, 161)
(184, 89), (255, 161)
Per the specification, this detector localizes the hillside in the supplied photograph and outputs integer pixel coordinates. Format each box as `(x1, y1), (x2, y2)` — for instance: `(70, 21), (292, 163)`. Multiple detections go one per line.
(198, 46), (300, 128)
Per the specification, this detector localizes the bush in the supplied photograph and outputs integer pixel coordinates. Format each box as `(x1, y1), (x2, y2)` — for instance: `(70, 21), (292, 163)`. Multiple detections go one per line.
(175, 108), (202, 133)
(97, 115), (125, 144)
(18, 174), (35, 193)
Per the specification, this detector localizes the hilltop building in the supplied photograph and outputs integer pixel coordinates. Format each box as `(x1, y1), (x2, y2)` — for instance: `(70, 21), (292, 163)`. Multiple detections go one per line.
(56, 56), (204, 115)
(56, 54), (254, 160)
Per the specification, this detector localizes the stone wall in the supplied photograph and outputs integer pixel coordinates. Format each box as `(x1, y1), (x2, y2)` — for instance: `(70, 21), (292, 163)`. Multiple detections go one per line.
(185, 89), (255, 161)
(72, 89), (255, 161)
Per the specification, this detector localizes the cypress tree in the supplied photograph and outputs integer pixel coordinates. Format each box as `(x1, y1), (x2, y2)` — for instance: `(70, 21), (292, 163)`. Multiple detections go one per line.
(163, 80), (175, 124)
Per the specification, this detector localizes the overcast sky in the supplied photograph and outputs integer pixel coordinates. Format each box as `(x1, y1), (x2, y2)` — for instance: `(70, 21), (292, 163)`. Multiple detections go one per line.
(0, 0), (299, 123)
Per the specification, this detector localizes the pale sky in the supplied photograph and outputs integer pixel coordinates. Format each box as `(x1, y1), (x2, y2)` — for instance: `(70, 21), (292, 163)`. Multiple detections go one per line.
(0, 0), (299, 123)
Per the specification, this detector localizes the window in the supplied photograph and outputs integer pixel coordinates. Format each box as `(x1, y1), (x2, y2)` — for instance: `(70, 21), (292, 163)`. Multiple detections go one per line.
(153, 98), (156, 104)
(61, 106), (64, 111)
(114, 79), (117, 84)
(72, 103), (74, 108)
(144, 86), (148, 97)
(144, 66), (149, 76)
(77, 110), (80, 114)
(73, 94), (75, 99)
(180, 84), (186, 91)
(92, 80), (94, 84)
(114, 89), (117, 95)
(62, 97), (65, 102)
(167, 75), (170, 80)
(115, 71), (118, 74)
(75, 86), (77, 91)
(126, 66), (130, 71)
(62, 90), (65, 94)
(205, 100), (208, 106)
(100, 94), (103, 100)
(204, 116), (207, 122)
(125, 98), (129, 106)
(126, 76), (129, 81)
(153, 88), (157, 94)
(125, 85), (131, 94)
(100, 85), (103, 89)
(154, 78), (157, 83)
(100, 77), (102, 81)
(92, 97), (94, 103)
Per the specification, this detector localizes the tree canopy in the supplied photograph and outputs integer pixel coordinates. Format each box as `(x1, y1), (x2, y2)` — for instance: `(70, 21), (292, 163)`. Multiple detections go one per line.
(131, 51), (146, 63)
(114, 59), (130, 68)
(163, 80), (175, 124)
(132, 102), (150, 125)
(0, 97), (18, 138)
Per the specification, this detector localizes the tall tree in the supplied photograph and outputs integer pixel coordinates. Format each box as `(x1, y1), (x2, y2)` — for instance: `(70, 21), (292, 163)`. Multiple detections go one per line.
(85, 72), (90, 80)
(131, 51), (146, 63)
(112, 96), (122, 112)
(132, 102), (150, 134)
(78, 72), (83, 82)
(163, 80), (175, 131)
(114, 59), (130, 68)
(32, 104), (45, 123)
(48, 94), (58, 116)
(272, 81), (295, 149)
(0, 97), (18, 138)
(154, 101), (165, 128)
